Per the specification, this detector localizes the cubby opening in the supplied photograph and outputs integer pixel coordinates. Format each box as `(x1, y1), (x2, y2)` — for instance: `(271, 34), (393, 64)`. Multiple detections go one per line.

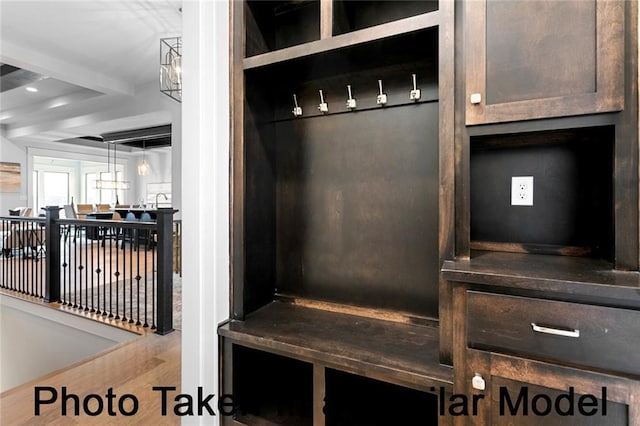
(470, 126), (614, 260)
(324, 369), (438, 425)
(245, 0), (320, 57)
(242, 29), (441, 318)
(333, 1), (438, 36)
(233, 346), (313, 425)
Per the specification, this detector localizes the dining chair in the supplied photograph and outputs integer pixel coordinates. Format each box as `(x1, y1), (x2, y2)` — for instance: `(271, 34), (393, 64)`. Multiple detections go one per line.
(122, 212), (139, 250)
(62, 204), (80, 242)
(139, 212), (154, 250)
(75, 204), (93, 219)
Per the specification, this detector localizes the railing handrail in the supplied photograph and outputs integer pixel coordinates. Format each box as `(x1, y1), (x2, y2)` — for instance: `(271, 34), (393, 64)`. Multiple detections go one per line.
(0, 216), (46, 223)
(0, 207), (177, 334)
(55, 218), (157, 229)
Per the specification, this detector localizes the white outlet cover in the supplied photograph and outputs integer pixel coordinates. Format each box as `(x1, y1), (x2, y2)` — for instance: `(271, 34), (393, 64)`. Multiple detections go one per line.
(511, 176), (534, 206)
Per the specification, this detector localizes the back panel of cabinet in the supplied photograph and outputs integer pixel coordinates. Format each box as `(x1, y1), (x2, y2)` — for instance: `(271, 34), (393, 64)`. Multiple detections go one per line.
(470, 126), (614, 259)
(275, 102), (439, 317)
(243, 30), (441, 318)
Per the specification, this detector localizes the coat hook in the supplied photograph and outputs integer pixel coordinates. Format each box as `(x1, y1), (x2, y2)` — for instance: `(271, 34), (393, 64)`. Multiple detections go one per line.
(376, 80), (387, 105)
(410, 74), (421, 101)
(292, 94), (302, 117)
(346, 85), (356, 110)
(318, 90), (329, 113)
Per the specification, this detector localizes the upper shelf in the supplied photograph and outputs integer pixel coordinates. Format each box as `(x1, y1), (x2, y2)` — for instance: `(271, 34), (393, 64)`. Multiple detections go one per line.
(243, 11), (442, 70)
(442, 251), (640, 306)
(219, 300), (453, 392)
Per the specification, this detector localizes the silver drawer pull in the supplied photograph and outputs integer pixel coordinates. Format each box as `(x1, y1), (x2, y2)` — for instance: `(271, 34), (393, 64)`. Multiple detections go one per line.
(531, 323), (580, 338)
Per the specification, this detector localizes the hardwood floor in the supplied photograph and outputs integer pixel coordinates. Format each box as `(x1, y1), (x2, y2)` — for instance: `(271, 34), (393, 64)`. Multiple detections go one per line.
(0, 332), (182, 425)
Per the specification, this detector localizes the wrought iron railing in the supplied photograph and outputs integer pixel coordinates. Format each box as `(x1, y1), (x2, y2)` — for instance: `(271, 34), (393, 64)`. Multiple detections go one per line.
(0, 216), (46, 297)
(0, 207), (176, 334)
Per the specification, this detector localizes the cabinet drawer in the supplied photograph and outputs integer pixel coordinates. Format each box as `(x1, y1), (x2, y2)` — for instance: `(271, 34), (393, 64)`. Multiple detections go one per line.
(467, 291), (640, 376)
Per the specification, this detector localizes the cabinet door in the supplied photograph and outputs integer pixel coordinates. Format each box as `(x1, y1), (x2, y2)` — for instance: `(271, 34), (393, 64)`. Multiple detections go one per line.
(465, 0), (624, 125)
(461, 349), (639, 425)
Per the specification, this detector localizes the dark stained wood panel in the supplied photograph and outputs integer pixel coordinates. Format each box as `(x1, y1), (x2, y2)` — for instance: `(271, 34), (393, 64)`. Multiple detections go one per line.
(234, 346), (313, 425)
(489, 376), (628, 425)
(243, 78), (278, 315)
(219, 301), (453, 392)
(332, 0), (438, 36)
(464, 349), (640, 425)
(246, 1), (320, 57)
(467, 291), (640, 377)
(275, 103), (439, 317)
(243, 12), (441, 69)
(442, 251), (640, 306)
(465, 0), (624, 124)
(613, 0), (640, 270)
(470, 127), (614, 260)
(324, 368), (438, 425)
(485, 0), (596, 105)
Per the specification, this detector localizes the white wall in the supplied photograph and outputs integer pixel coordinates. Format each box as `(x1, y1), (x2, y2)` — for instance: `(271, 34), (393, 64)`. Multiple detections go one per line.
(181, 1), (229, 424)
(134, 147), (172, 205)
(0, 132), (28, 213)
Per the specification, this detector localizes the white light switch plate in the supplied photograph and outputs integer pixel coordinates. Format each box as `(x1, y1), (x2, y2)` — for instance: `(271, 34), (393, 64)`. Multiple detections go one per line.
(511, 176), (534, 206)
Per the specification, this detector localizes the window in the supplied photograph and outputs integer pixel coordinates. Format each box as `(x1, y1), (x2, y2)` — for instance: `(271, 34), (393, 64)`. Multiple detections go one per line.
(42, 172), (69, 207)
(32, 171), (39, 212)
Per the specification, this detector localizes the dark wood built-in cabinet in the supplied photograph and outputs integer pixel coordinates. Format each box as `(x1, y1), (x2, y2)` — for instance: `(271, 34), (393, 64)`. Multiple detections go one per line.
(222, 0), (639, 424)
(448, 0), (640, 424)
(464, 0), (625, 125)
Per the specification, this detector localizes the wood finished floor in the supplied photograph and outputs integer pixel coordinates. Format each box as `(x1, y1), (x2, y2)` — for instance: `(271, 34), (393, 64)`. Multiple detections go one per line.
(0, 331), (183, 425)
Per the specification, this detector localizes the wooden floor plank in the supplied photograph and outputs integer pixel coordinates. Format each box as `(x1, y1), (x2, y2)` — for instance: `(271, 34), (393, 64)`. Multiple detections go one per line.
(0, 332), (182, 425)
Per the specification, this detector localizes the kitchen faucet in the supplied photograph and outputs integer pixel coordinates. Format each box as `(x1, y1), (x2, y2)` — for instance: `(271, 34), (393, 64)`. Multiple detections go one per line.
(155, 192), (168, 208)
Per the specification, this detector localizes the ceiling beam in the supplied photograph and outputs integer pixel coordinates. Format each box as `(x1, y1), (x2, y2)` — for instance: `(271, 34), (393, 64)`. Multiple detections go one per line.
(0, 40), (135, 96)
(0, 90), (101, 123)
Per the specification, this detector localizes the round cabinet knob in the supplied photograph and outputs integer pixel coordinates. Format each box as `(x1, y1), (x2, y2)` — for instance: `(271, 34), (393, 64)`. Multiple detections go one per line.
(472, 373), (486, 391)
(470, 93), (482, 104)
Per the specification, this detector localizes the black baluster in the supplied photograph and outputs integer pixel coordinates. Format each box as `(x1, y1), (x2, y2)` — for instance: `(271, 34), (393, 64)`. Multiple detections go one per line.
(85, 232), (90, 311)
(87, 228), (95, 312)
(151, 237), (156, 330)
(114, 224), (120, 319)
(129, 230), (135, 324)
(95, 225), (101, 313)
(143, 233), (149, 328)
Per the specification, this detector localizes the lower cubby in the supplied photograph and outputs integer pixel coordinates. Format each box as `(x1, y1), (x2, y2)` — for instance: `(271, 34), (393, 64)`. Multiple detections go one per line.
(220, 301), (454, 424)
(233, 346), (313, 425)
(324, 368), (438, 425)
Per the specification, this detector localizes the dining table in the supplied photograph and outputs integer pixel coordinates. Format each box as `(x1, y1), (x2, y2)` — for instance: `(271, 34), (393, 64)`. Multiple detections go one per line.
(85, 212), (114, 240)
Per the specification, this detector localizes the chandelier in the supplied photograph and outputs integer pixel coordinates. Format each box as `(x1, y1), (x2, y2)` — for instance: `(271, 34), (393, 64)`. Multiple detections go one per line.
(160, 37), (182, 102)
(96, 142), (130, 190)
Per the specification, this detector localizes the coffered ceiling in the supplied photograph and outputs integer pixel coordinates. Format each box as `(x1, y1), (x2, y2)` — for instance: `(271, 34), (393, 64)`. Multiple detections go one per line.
(0, 0), (182, 144)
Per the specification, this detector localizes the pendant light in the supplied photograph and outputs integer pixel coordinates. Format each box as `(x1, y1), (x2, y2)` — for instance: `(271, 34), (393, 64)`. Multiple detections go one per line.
(137, 140), (151, 176)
